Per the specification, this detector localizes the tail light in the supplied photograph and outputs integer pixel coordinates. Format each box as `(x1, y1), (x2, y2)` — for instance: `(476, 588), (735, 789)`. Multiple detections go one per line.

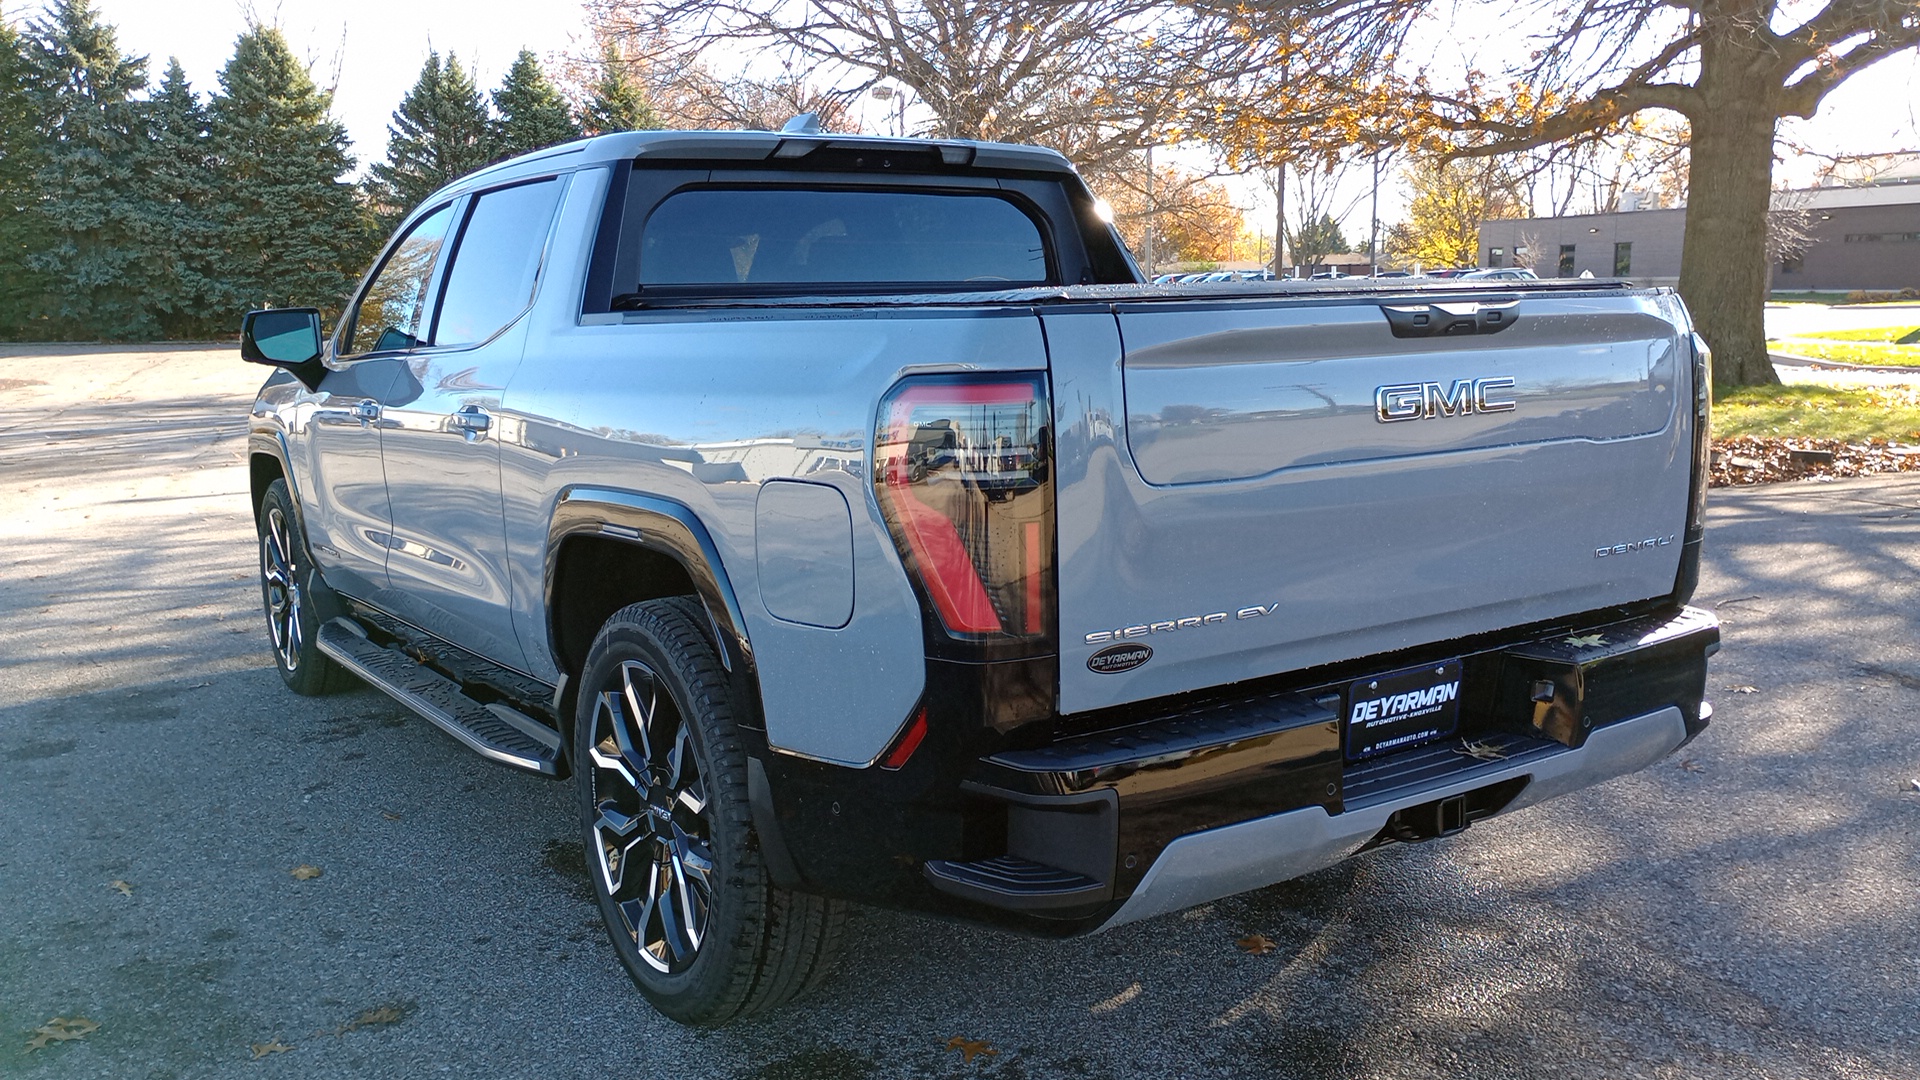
(1673, 332), (1712, 603)
(874, 374), (1054, 648)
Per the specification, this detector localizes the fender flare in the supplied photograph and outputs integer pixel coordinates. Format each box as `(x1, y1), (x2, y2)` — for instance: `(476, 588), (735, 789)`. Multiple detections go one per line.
(543, 485), (756, 682)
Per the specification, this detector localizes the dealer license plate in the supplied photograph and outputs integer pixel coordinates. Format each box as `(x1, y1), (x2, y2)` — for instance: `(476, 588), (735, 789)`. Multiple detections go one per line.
(1344, 659), (1463, 761)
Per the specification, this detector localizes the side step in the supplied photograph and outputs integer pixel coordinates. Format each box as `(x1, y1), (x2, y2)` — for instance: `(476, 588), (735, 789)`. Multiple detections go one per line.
(923, 856), (1108, 913)
(317, 618), (562, 777)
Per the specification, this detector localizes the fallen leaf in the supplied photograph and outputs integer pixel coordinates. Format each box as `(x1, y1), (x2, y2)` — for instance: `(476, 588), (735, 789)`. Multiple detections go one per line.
(335, 1003), (411, 1034)
(249, 1039), (292, 1060)
(186, 681), (211, 689)
(1564, 634), (1606, 648)
(1236, 933), (1277, 955)
(25, 1016), (99, 1052)
(380, 811), (402, 822)
(290, 865), (323, 881)
(1727, 685), (1759, 694)
(1454, 739), (1509, 762)
(108, 880), (133, 897)
(1678, 759), (1705, 773)
(945, 1036), (1000, 1064)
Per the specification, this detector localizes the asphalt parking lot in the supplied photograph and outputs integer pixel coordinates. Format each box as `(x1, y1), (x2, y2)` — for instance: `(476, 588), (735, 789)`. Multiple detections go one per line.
(3, 344), (1917, 1079)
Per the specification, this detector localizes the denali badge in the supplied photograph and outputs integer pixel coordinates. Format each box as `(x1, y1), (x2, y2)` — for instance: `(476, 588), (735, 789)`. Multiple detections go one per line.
(1376, 377), (1517, 422)
(1596, 534), (1675, 557)
(1088, 643), (1152, 674)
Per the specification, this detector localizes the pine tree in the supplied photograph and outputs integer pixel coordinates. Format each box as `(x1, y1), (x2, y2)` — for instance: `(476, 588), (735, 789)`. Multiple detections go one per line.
(19, 0), (155, 339)
(0, 19), (47, 338)
(490, 49), (577, 161)
(207, 25), (370, 319)
(136, 59), (220, 337)
(368, 51), (494, 226)
(582, 39), (658, 136)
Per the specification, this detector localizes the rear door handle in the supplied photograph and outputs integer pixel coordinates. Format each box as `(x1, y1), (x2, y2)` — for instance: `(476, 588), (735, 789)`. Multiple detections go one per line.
(448, 404), (492, 441)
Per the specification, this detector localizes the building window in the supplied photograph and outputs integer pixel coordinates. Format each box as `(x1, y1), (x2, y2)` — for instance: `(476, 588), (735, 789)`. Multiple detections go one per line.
(1843, 232), (1919, 243)
(1558, 244), (1576, 277)
(1488, 247), (1505, 268)
(1613, 242), (1632, 276)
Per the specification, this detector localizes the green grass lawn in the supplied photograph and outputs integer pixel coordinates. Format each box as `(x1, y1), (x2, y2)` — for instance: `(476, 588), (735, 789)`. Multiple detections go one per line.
(1768, 328), (1920, 367)
(1715, 383), (1920, 440)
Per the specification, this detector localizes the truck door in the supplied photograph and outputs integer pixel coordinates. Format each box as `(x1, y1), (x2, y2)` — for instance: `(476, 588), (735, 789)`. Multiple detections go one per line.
(376, 177), (568, 669)
(299, 202), (456, 600)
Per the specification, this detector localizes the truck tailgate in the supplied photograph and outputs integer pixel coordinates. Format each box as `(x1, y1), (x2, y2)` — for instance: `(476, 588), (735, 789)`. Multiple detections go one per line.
(1047, 290), (1694, 716)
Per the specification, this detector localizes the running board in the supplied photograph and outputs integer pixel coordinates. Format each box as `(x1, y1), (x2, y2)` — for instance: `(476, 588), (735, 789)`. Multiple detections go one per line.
(317, 618), (563, 777)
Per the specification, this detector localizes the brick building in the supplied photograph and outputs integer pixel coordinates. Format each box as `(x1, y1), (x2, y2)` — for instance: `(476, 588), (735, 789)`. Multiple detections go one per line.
(1476, 175), (1920, 292)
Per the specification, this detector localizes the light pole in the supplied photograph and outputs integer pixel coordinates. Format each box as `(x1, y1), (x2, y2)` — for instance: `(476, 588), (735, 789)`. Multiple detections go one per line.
(869, 84), (908, 137)
(1143, 143), (1156, 277)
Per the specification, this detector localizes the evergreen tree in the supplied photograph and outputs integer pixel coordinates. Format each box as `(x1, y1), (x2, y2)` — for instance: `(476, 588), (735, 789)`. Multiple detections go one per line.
(582, 39), (657, 135)
(0, 19), (47, 337)
(368, 51), (494, 226)
(490, 49), (577, 161)
(136, 58), (220, 337)
(19, 0), (154, 339)
(207, 25), (369, 319)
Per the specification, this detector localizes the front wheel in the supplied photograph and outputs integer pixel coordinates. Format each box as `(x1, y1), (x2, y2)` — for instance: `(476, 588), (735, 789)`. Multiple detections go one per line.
(256, 479), (353, 695)
(575, 598), (844, 1025)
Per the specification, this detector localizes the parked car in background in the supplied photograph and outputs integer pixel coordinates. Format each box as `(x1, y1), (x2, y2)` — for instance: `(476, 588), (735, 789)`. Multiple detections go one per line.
(1462, 267), (1541, 281)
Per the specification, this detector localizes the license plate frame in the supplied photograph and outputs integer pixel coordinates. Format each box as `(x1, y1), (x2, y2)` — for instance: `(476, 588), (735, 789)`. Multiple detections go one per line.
(1344, 659), (1464, 761)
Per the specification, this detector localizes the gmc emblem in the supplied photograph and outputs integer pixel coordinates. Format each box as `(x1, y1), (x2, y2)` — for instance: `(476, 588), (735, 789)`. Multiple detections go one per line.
(1375, 377), (1517, 423)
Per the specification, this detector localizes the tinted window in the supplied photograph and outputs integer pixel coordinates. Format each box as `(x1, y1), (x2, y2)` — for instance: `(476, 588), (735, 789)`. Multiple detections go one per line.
(638, 189), (1049, 287)
(433, 179), (564, 346)
(348, 203), (455, 355)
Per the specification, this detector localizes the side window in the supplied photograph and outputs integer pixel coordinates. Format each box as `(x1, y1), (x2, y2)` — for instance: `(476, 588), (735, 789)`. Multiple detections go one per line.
(346, 203), (455, 356)
(432, 178), (565, 346)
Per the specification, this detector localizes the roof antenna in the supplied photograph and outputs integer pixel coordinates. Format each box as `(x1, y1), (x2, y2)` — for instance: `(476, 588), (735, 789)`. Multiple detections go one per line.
(780, 113), (822, 134)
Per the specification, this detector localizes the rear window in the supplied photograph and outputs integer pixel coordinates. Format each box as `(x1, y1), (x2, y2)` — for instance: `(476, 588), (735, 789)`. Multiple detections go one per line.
(637, 188), (1050, 288)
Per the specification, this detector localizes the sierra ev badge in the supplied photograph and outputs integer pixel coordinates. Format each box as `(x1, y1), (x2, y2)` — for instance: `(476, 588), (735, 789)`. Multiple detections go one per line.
(1087, 643), (1152, 674)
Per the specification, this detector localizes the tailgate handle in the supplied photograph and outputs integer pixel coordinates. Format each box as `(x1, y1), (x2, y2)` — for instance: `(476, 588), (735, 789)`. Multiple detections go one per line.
(1381, 301), (1520, 338)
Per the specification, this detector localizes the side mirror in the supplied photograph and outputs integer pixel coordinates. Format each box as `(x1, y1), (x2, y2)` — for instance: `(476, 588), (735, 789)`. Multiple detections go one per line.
(241, 308), (326, 388)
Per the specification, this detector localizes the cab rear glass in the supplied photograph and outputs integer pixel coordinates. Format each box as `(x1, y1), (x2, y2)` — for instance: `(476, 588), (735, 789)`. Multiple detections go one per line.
(627, 186), (1053, 295)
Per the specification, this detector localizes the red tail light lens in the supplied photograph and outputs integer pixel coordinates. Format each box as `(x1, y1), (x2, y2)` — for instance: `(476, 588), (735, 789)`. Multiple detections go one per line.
(874, 374), (1054, 645)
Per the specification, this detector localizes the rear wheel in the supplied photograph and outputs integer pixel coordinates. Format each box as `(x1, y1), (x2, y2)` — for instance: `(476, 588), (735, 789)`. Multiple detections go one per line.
(575, 598), (844, 1025)
(256, 479), (353, 695)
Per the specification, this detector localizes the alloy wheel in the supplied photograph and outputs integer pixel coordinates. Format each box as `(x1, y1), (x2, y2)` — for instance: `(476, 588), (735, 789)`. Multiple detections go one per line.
(261, 506), (303, 672)
(587, 658), (716, 974)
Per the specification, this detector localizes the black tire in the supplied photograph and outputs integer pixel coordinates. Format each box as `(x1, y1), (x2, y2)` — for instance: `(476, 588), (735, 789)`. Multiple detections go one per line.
(256, 479), (354, 695)
(574, 598), (845, 1025)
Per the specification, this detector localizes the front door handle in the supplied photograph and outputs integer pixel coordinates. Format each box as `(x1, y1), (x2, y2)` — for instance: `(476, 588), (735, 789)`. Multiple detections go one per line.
(448, 404), (492, 442)
(352, 399), (381, 423)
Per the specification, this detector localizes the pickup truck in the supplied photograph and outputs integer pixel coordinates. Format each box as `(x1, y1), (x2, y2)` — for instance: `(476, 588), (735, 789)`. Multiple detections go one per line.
(241, 124), (1719, 1025)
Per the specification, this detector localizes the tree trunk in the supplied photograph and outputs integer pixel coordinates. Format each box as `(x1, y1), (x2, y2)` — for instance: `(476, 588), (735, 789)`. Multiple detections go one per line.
(1678, 31), (1785, 388)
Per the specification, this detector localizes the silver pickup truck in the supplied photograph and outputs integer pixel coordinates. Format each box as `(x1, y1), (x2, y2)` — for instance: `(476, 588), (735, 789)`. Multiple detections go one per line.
(241, 126), (1719, 1025)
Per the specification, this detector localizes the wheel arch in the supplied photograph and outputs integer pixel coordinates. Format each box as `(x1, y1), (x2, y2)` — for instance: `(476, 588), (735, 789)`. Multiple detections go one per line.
(545, 487), (761, 726)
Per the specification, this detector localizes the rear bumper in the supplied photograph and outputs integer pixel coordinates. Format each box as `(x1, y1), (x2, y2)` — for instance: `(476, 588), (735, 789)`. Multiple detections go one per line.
(1098, 704), (1690, 929)
(760, 603), (1717, 932)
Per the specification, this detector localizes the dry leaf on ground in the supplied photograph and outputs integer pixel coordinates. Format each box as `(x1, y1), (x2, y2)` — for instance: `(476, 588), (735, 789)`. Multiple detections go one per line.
(380, 811), (402, 821)
(26, 1016), (99, 1052)
(249, 1039), (292, 1060)
(1236, 933), (1278, 955)
(1727, 685), (1759, 694)
(1711, 436), (1920, 487)
(1564, 634), (1607, 648)
(107, 880), (132, 897)
(289, 864), (323, 881)
(945, 1036), (999, 1063)
(1678, 759), (1705, 773)
(335, 1003), (411, 1035)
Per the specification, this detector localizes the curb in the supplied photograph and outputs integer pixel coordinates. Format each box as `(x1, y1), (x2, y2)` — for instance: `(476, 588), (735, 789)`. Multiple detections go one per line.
(1769, 351), (1920, 375)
